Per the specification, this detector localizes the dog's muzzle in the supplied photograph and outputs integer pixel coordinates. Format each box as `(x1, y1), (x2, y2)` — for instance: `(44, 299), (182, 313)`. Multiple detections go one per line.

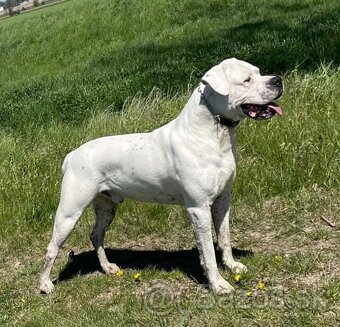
(241, 76), (283, 120)
(268, 75), (284, 100)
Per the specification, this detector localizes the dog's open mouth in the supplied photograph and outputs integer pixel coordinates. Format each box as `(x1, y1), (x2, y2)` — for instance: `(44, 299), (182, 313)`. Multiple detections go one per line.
(241, 102), (282, 120)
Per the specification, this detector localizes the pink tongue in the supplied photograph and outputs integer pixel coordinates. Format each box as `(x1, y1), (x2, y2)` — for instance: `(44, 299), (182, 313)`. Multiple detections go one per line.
(268, 103), (282, 116)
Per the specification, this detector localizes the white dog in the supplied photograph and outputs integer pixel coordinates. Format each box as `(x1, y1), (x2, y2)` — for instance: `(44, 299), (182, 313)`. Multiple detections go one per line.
(40, 58), (283, 294)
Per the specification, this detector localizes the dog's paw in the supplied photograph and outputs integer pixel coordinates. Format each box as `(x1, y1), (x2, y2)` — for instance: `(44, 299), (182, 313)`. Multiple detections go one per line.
(231, 261), (248, 274)
(40, 279), (54, 294)
(102, 262), (120, 275)
(224, 261), (248, 274)
(210, 277), (234, 294)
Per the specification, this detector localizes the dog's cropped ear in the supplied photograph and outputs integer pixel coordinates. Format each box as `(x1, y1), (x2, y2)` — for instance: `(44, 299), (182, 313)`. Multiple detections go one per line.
(201, 63), (229, 96)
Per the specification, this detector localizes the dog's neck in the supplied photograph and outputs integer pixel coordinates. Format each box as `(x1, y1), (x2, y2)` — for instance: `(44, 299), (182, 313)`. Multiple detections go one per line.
(198, 87), (239, 128)
(173, 88), (236, 137)
(164, 87), (237, 156)
(198, 84), (240, 128)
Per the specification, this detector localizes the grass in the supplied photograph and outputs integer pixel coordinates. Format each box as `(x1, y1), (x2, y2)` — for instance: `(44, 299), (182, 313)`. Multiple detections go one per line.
(1, 0), (339, 131)
(0, 0), (339, 326)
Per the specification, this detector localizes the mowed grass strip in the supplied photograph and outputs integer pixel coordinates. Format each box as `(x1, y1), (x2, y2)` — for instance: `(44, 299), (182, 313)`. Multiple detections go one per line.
(0, 0), (339, 326)
(0, 0), (339, 131)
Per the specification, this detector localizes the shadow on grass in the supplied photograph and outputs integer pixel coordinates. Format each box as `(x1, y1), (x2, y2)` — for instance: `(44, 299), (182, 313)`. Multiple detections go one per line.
(92, 5), (340, 98)
(56, 246), (253, 286)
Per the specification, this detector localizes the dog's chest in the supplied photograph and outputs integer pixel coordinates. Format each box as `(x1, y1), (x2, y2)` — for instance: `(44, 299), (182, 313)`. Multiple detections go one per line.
(215, 151), (236, 192)
(186, 127), (236, 198)
(213, 129), (237, 194)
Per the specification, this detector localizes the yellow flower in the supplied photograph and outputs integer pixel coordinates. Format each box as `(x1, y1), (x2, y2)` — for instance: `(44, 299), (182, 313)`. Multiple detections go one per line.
(133, 273), (141, 280)
(274, 255), (283, 263)
(234, 274), (242, 282)
(258, 281), (265, 290)
(246, 291), (253, 297)
(115, 270), (124, 277)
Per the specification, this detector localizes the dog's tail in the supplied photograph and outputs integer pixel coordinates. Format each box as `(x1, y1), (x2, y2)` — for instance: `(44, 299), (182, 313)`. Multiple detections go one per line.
(61, 151), (74, 175)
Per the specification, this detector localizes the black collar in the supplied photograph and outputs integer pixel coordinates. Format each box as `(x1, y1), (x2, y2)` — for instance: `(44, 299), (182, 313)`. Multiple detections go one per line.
(198, 87), (240, 128)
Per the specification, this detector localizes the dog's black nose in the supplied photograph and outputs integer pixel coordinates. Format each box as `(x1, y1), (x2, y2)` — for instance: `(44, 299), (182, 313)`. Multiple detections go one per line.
(270, 75), (283, 88)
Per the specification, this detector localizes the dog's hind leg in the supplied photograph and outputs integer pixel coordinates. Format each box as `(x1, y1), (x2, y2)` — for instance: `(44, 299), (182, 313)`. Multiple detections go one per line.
(39, 172), (98, 294)
(90, 192), (120, 274)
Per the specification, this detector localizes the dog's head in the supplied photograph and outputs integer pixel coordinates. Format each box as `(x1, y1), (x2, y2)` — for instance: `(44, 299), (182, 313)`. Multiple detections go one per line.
(201, 58), (283, 121)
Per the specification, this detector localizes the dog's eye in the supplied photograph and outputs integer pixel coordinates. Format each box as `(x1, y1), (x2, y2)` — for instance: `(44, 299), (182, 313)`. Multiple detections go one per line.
(244, 77), (252, 83)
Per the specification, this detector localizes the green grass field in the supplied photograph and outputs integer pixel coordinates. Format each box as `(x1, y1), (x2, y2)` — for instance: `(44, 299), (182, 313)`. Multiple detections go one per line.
(0, 0), (339, 326)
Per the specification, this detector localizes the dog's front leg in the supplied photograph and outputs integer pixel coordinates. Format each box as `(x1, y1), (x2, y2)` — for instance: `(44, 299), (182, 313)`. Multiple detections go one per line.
(186, 205), (234, 294)
(211, 189), (247, 274)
